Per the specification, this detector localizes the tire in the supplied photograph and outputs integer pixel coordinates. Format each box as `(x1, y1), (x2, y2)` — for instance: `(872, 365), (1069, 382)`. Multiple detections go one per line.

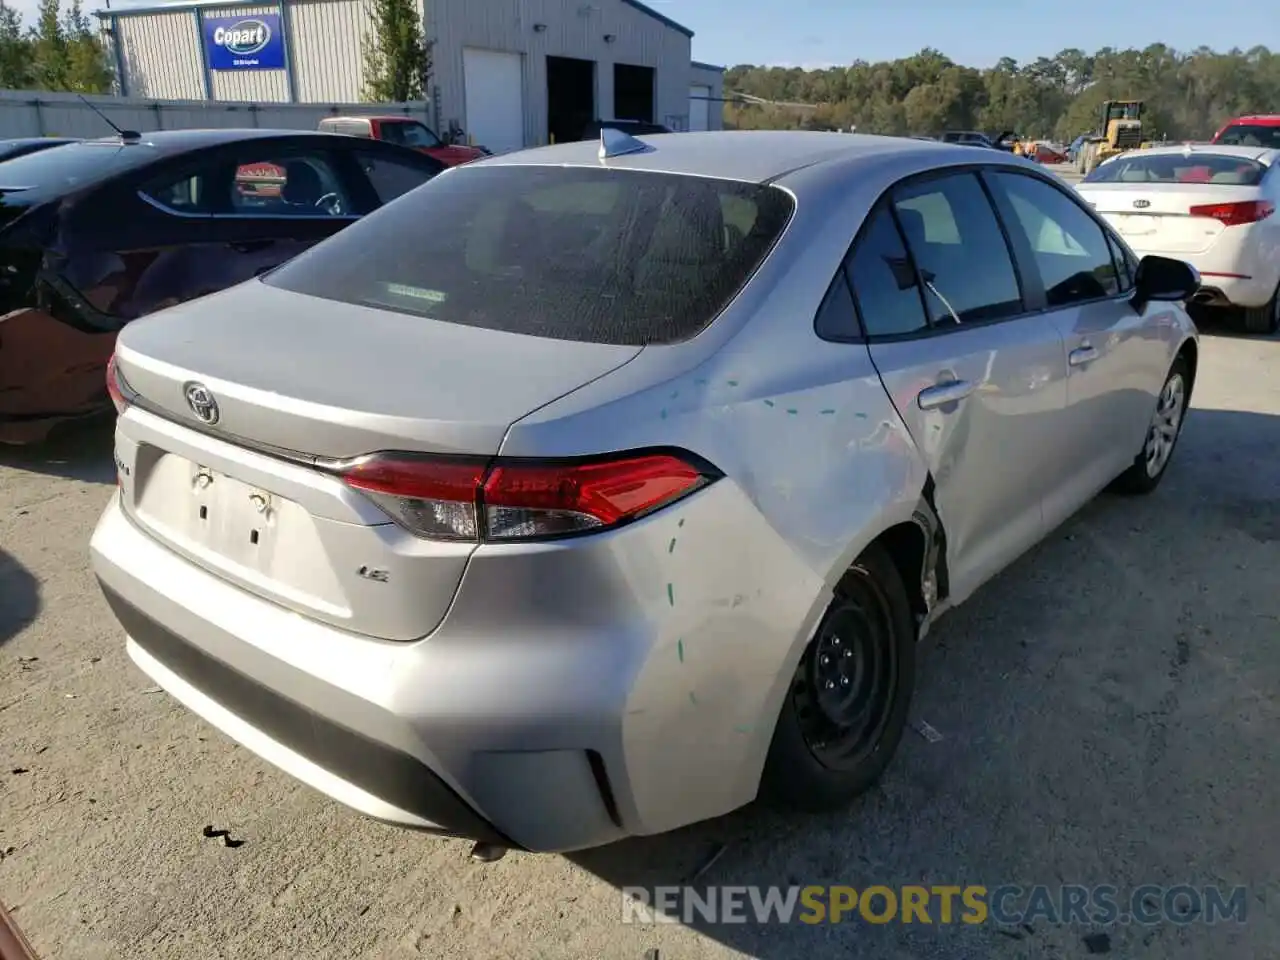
(1112, 355), (1191, 496)
(1241, 283), (1280, 335)
(760, 543), (916, 812)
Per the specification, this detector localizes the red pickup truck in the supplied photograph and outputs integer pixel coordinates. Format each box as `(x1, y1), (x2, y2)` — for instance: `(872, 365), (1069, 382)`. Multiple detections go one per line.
(317, 116), (488, 166)
(1210, 114), (1280, 149)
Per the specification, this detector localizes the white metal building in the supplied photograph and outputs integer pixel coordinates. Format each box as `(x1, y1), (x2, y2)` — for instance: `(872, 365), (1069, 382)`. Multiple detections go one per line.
(98, 0), (724, 152)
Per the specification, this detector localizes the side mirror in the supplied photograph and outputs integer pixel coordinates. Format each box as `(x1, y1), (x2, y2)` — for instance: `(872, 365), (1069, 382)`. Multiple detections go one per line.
(1132, 255), (1200, 312)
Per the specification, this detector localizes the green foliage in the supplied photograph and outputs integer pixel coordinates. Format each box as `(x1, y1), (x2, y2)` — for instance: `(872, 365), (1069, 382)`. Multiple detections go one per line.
(0, 0), (112, 93)
(723, 45), (1280, 142)
(0, 2), (28, 89)
(362, 0), (431, 102)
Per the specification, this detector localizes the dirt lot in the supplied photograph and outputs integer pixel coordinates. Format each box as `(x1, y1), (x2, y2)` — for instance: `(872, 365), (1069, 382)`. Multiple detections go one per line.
(2, 324), (1278, 960)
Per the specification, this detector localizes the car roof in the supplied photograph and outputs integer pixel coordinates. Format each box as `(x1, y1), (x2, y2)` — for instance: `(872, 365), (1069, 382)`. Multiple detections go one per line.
(480, 130), (983, 184)
(77, 128), (343, 155)
(1221, 115), (1280, 126)
(321, 116), (417, 123)
(0, 136), (80, 146)
(1108, 144), (1279, 165)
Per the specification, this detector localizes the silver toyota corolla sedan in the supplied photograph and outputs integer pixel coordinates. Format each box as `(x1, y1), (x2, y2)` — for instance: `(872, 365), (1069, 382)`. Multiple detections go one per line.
(90, 131), (1200, 854)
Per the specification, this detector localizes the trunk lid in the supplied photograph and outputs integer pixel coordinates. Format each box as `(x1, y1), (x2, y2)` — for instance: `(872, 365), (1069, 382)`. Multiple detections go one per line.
(114, 279), (641, 641)
(1078, 182), (1264, 254)
(116, 279), (641, 459)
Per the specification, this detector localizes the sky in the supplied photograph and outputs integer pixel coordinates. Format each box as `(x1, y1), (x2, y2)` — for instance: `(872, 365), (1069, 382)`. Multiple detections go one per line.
(9, 0), (1278, 71)
(650, 0), (1279, 69)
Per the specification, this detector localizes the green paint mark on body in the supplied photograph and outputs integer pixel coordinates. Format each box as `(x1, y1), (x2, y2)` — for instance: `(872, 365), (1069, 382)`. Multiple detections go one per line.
(820, 408), (836, 415)
(677, 639), (685, 662)
(671, 390), (680, 400)
(727, 380), (739, 387)
(689, 692), (698, 706)
(660, 409), (668, 419)
(678, 518), (686, 528)
(763, 399), (775, 408)
(855, 412), (869, 419)
(786, 408), (798, 415)
(734, 724), (752, 735)
(668, 538), (677, 553)
(667, 583), (675, 606)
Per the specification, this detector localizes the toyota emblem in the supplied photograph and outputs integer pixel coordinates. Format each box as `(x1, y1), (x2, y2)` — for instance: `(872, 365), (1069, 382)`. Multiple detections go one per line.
(1132, 199), (1151, 209)
(184, 382), (220, 424)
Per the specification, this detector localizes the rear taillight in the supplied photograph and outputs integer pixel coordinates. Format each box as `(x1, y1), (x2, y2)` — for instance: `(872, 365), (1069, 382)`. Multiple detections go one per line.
(106, 352), (130, 415)
(340, 451), (717, 542)
(1188, 200), (1275, 227)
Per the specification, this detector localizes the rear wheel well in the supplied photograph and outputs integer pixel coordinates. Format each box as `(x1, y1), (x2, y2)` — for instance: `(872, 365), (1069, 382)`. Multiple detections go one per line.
(873, 522), (929, 623)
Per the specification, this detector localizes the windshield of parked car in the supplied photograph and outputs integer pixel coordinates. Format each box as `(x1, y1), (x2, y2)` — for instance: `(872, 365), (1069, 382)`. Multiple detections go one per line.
(264, 165), (795, 345)
(0, 140), (156, 202)
(1213, 123), (1280, 149)
(1083, 152), (1266, 185)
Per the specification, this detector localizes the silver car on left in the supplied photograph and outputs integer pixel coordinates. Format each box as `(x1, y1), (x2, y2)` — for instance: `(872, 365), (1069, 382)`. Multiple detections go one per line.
(91, 131), (1200, 854)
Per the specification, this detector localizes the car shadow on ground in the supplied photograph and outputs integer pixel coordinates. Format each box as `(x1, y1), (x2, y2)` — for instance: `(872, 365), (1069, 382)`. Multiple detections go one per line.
(0, 549), (40, 649)
(1189, 306), (1278, 342)
(568, 408), (1280, 959)
(0, 417), (116, 485)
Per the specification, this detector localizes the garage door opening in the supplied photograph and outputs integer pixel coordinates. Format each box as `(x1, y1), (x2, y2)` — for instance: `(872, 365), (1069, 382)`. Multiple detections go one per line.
(463, 48), (524, 154)
(547, 55), (595, 144)
(689, 85), (712, 131)
(614, 63), (655, 123)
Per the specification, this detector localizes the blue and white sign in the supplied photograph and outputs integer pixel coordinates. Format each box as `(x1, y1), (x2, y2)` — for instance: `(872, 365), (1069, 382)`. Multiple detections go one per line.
(204, 13), (285, 71)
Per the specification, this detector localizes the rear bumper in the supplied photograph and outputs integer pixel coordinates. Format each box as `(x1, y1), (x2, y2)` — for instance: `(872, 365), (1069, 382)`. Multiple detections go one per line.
(1125, 234), (1279, 309)
(1186, 275), (1275, 309)
(91, 476), (825, 852)
(100, 583), (516, 848)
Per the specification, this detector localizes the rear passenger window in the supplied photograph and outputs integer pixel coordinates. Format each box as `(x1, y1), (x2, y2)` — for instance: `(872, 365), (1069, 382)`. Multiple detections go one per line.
(891, 173), (1023, 325)
(844, 205), (929, 337)
(990, 172), (1121, 305)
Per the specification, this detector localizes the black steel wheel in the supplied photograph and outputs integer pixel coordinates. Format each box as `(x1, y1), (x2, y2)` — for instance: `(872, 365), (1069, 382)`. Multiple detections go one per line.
(761, 543), (916, 811)
(792, 581), (898, 771)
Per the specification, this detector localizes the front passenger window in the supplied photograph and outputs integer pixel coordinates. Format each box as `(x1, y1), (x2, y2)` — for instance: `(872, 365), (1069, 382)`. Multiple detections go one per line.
(843, 204), (929, 338)
(990, 172), (1121, 305)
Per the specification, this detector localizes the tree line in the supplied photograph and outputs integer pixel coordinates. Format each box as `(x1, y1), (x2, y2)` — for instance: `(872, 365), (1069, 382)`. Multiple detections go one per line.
(723, 45), (1280, 142)
(0, 0), (112, 93)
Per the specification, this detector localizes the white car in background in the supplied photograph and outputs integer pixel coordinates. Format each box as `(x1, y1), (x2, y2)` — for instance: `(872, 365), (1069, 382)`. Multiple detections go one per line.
(1077, 145), (1280, 334)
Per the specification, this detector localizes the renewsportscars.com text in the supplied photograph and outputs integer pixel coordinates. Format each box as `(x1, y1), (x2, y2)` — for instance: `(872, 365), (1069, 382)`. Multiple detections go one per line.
(621, 884), (1248, 926)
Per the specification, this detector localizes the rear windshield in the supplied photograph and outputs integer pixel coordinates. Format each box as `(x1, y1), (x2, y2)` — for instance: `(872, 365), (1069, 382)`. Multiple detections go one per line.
(264, 165), (795, 345)
(0, 140), (156, 201)
(1214, 124), (1280, 149)
(1083, 153), (1266, 185)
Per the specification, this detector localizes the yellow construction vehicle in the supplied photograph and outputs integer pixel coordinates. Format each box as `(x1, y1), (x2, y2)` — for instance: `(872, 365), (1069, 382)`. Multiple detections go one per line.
(1076, 99), (1145, 175)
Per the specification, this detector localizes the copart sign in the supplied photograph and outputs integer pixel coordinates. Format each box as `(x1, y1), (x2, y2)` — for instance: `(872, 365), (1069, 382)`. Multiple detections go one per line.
(203, 13), (285, 71)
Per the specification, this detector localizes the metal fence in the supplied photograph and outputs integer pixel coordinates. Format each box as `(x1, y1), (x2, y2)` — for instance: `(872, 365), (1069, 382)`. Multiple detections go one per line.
(0, 89), (434, 139)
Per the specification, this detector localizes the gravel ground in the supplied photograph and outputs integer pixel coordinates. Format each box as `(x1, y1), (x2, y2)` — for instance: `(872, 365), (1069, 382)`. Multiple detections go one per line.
(2, 321), (1278, 960)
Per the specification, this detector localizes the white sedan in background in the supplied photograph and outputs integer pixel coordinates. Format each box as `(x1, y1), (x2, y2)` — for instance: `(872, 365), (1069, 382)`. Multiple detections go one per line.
(1077, 145), (1280, 334)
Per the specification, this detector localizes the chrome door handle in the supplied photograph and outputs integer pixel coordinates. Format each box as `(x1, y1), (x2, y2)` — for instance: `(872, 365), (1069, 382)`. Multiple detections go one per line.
(1068, 345), (1099, 366)
(917, 379), (976, 410)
